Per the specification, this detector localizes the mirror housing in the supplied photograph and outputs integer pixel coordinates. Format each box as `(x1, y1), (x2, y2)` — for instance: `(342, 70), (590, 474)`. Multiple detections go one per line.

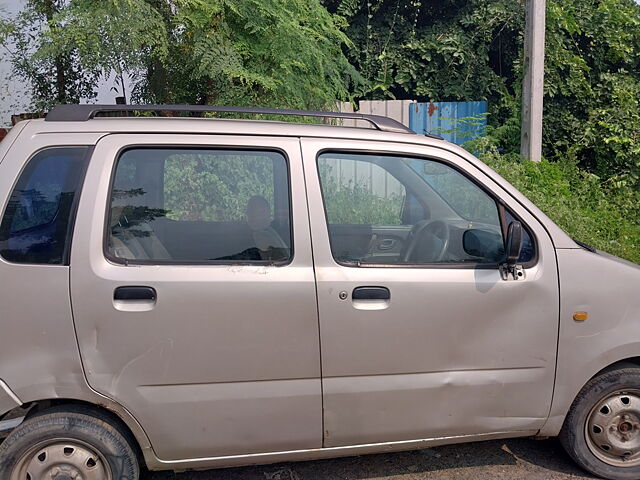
(505, 221), (523, 265)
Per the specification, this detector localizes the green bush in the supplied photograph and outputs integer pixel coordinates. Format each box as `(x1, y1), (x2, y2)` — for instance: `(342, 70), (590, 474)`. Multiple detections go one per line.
(318, 161), (404, 225)
(478, 150), (640, 265)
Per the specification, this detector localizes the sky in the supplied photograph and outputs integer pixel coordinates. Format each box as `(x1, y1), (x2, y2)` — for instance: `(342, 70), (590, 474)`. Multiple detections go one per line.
(0, 0), (127, 126)
(0, 0), (28, 125)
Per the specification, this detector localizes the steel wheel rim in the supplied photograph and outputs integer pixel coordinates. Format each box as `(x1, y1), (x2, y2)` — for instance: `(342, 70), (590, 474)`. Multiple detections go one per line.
(585, 389), (640, 467)
(10, 438), (111, 480)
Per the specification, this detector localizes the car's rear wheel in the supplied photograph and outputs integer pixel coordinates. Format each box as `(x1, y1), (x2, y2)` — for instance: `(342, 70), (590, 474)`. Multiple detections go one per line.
(0, 406), (139, 480)
(560, 367), (640, 479)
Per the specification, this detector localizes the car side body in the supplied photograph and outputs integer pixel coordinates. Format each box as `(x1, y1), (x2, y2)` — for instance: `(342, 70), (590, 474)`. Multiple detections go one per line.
(0, 109), (639, 477)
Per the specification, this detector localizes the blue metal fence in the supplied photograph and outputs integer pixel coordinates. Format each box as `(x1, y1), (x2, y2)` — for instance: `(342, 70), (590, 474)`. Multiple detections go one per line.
(409, 101), (488, 145)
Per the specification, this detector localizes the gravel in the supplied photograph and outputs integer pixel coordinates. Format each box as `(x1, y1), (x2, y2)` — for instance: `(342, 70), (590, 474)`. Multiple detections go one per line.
(144, 438), (598, 480)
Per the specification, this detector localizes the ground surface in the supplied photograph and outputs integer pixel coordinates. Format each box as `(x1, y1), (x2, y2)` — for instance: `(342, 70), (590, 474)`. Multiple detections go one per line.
(144, 438), (597, 480)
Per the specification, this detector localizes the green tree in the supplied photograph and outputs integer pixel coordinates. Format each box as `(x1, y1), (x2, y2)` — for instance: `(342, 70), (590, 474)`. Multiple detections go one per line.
(45, 0), (169, 104)
(0, 0), (167, 109)
(324, 0), (526, 151)
(0, 0), (98, 109)
(325, 1), (524, 99)
(326, 0), (640, 183)
(1, 0), (359, 110)
(543, 0), (640, 182)
(143, 0), (361, 108)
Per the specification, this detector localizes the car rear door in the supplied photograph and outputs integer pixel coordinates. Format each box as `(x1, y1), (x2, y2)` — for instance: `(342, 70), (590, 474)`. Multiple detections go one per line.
(302, 137), (559, 447)
(70, 134), (321, 461)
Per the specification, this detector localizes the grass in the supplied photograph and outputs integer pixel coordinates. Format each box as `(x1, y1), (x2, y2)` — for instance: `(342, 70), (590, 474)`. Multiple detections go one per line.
(482, 156), (640, 265)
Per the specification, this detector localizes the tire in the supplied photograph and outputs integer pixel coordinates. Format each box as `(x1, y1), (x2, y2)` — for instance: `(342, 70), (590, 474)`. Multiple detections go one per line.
(560, 367), (640, 480)
(0, 405), (139, 480)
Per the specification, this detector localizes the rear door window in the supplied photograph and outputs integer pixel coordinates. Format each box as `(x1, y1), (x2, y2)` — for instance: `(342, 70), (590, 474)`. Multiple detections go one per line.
(108, 148), (292, 264)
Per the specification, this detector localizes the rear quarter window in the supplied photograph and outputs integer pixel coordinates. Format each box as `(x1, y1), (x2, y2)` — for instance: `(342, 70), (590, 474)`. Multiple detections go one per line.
(0, 147), (89, 264)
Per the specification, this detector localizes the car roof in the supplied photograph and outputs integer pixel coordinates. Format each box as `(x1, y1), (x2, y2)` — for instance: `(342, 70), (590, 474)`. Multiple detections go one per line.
(36, 103), (447, 146)
(27, 115), (451, 147)
(45, 104), (422, 135)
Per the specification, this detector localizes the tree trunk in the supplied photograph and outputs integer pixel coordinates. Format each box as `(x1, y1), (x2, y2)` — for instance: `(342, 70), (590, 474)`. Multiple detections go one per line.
(55, 57), (66, 103)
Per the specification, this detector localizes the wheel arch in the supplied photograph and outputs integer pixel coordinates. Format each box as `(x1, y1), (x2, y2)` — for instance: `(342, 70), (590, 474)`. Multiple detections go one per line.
(595, 358), (640, 376)
(541, 353), (640, 437)
(0, 396), (157, 469)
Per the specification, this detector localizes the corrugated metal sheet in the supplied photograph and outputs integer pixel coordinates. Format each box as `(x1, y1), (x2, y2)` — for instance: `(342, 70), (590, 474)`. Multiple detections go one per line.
(409, 101), (488, 145)
(331, 100), (487, 200)
(334, 100), (415, 199)
(357, 100), (415, 127)
(337, 100), (415, 128)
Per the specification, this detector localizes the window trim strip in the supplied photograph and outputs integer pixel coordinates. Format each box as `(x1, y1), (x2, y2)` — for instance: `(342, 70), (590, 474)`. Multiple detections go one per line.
(315, 148), (539, 270)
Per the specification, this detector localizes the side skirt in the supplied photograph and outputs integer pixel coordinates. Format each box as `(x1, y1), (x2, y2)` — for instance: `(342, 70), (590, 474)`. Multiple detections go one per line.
(147, 430), (538, 472)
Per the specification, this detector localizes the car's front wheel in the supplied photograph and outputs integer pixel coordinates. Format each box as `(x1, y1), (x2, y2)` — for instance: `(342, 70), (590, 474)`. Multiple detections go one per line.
(0, 405), (139, 480)
(560, 367), (640, 479)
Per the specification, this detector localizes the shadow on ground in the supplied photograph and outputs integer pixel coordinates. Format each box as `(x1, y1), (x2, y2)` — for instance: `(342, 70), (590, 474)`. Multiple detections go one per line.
(144, 438), (597, 479)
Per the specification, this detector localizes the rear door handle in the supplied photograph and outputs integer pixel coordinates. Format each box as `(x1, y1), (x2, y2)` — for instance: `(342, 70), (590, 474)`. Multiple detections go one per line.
(352, 286), (390, 300)
(114, 286), (156, 301)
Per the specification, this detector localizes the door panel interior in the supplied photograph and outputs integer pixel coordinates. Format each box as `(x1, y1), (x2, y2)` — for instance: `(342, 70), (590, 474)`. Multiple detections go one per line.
(328, 224), (411, 264)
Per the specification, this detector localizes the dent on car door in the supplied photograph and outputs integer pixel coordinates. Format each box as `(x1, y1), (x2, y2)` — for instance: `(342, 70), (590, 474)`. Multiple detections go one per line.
(70, 135), (322, 460)
(304, 139), (559, 447)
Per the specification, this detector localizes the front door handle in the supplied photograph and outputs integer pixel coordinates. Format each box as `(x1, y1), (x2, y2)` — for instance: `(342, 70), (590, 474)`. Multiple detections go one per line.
(114, 286), (156, 301)
(352, 286), (390, 300)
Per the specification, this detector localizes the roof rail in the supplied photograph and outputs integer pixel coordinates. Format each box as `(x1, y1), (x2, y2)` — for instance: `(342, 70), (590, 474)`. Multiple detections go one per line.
(45, 104), (416, 135)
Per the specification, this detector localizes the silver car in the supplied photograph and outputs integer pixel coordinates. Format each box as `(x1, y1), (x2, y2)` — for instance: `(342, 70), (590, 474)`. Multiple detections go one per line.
(0, 105), (638, 480)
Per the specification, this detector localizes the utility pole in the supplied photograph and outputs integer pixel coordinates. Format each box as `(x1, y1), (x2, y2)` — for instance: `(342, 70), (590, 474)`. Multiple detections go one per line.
(521, 0), (546, 162)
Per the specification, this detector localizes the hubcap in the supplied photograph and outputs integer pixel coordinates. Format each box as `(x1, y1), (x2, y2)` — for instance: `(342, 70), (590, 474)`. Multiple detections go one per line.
(586, 390), (640, 467)
(10, 439), (111, 480)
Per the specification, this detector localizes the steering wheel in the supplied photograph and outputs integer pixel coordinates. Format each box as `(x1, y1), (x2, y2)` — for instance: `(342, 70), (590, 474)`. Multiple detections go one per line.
(400, 220), (451, 263)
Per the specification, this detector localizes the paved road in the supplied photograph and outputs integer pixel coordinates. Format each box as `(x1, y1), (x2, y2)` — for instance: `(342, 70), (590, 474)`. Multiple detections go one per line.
(144, 438), (597, 480)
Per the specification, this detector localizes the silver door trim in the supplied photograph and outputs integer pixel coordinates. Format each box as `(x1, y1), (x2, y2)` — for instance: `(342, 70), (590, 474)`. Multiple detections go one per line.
(0, 379), (22, 406)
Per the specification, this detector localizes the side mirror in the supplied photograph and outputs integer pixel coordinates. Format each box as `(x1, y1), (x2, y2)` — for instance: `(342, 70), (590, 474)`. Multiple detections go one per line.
(505, 221), (523, 265)
(463, 229), (504, 262)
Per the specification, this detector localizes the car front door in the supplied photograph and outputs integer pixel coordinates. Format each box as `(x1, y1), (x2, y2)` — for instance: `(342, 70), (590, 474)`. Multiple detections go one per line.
(302, 137), (559, 447)
(70, 134), (321, 460)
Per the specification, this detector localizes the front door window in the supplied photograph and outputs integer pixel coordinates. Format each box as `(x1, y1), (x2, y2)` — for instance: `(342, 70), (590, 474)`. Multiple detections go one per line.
(318, 153), (508, 265)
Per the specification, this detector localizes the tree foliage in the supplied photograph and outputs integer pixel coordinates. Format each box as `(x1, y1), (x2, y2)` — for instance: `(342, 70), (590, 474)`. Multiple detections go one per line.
(1, 0), (359, 110)
(0, 0), (98, 109)
(543, 0), (640, 182)
(158, 0), (360, 108)
(324, 1), (524, 106)
(46, 0), (169, 103)
(3, 0), (640, 186)
(326, 0), (640, 184)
